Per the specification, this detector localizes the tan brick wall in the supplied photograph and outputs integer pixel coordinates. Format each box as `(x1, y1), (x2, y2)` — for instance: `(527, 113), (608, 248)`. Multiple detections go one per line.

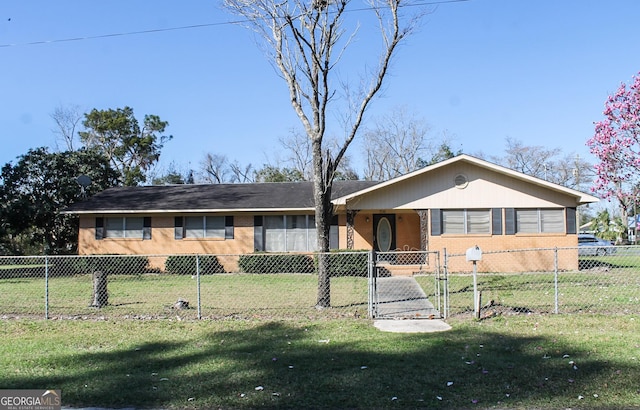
(352, 213), (373, 250)
(79, 211), (579, 273)
(395, 213), (421, 250)
(78, 214), (255, 256)
(428, 234), (578, 272)
(347, 212), (578, 272)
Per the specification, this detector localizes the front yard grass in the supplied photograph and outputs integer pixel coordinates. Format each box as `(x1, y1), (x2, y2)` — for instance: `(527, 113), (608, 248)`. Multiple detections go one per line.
(415, 264), (640, 317)
(0, 273), (369, 319)
(1, 315), (638, 409)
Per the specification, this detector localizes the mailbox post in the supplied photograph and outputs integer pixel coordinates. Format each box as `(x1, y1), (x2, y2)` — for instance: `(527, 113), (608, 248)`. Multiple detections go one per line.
(466, 246), (482, 319)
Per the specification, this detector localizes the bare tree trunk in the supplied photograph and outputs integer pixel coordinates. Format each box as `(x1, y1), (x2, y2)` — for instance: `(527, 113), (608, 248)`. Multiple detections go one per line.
(223, 0), (421, 308)
(91, 271), (108, 308)
(315, 173), (333, 308)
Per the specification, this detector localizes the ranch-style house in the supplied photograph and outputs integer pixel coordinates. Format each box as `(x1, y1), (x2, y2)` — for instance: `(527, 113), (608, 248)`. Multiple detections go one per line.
(65, 155), (599, 272)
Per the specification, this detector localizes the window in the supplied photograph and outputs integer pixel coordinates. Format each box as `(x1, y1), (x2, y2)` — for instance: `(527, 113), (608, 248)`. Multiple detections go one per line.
(175, 216), (234, 240)
(442, 209), (490, 234)
(264, 215), (285, 251)
(286, 215), (312, 251)
(185, 216), (225, 238)
(103, 217), (146, 239)
(516, 209), (564, 233)
(257, 215), (319, 252)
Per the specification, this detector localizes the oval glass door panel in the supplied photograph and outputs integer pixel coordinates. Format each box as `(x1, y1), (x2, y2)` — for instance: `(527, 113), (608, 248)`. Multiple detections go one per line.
(377, 217), (393, 252)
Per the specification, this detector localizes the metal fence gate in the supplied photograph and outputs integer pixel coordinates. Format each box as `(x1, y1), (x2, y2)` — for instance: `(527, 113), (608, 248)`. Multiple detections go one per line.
(369, 250), (447, 319)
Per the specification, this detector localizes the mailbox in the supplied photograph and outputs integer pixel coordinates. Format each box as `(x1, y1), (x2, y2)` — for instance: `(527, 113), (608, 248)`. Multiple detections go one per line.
(466, 245), (482, 262)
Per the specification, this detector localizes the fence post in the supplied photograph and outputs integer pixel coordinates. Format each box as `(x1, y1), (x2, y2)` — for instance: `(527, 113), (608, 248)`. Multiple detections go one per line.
(434, 252), (440, 317)
(554, 247), (559, 314)
(442, 248), (448, 319)
(44, 256), (49, 320)
(196, 255), (202, 319)
(368, 250), (376, 319)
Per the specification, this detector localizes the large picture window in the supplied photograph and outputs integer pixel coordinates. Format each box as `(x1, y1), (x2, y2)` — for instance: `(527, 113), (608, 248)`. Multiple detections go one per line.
(263, 215), (316, 252)
(516, 209), (564, 233)
(442, 209), (490, 234)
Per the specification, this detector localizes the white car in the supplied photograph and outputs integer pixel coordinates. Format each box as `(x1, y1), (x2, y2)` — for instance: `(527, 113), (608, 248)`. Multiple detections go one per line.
(578, 234), (615, 256)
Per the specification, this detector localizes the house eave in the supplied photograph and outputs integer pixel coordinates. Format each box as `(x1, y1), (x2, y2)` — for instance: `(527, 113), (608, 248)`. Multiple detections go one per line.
(63, 207), (316, 215)
(332, 154), (600, 206)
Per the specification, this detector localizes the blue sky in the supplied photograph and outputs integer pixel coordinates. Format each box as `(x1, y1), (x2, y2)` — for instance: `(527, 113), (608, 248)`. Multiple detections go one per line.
(2, 0), (640, 179)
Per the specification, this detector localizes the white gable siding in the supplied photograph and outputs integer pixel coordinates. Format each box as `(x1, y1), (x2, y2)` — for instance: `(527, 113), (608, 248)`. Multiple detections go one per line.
(346, 163), (580, 210)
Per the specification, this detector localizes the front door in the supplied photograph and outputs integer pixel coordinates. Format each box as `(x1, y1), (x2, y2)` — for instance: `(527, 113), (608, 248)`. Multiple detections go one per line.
(373, 214), (396, 252)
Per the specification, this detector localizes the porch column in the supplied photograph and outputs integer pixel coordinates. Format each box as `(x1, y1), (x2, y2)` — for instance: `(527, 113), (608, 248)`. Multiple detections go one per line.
(417, 210), (429, 251)
(346, 210), (359, 249)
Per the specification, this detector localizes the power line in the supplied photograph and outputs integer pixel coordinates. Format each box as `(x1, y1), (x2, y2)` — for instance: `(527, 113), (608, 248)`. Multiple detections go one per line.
(0, 0), (470, 48)
(0, 21), (240, 48)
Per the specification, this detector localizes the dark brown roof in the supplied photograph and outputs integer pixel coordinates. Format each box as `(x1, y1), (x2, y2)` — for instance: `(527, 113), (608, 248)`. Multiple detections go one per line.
(64, 180), (379, 214)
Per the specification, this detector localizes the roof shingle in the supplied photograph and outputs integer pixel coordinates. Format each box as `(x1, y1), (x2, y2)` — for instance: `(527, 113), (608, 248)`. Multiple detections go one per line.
(65, 180), (379, 213)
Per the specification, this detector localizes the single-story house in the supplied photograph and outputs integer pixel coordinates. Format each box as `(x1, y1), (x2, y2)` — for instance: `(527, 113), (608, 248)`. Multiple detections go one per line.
(65, 155), (599, 272)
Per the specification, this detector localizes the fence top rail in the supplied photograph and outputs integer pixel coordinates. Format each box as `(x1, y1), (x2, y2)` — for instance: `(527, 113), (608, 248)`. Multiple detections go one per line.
(447, 245), (633, 258)
(376, 250), (439, 255)
(5, 245), (639, 260)
(0, 251), (372, 260)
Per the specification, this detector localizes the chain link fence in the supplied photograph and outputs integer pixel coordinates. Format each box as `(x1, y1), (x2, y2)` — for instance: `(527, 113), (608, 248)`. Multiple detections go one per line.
(0, 252), (371, 320)
(372, 251), (444, 319)
(444, 246), (640, 318)
(1, 247), (638, 320)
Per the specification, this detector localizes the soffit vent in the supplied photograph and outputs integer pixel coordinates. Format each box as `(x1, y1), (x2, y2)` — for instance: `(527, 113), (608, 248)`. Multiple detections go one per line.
(454, 174), (469, 189)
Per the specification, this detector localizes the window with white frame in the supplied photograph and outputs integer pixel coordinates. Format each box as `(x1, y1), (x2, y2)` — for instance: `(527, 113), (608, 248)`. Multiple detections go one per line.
(104, 217), (145, 239)
(442, 209), (491, 234)
(516, 209), (564, 233)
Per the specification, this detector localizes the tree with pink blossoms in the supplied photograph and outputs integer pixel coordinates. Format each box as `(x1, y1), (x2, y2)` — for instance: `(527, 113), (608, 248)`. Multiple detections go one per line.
(587, 71), (640, 227)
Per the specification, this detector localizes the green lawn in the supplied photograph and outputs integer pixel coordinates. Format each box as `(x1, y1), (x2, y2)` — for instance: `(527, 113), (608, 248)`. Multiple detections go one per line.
(1, 315), (638, 409)
(0, 273), (369, 319)
(414, 264), (640, 317)
(2, 261), (640, 408)
(2, 260), (639, 319)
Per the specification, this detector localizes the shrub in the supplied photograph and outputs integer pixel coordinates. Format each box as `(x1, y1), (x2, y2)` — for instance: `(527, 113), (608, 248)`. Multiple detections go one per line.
(322, 251), (369, 277)
(0, 256), (46, 278)
(165, 255), (225, 275)
(96, 256), (150, 275)
(238, 253), (315, 274)
(48, 257), (95, 276)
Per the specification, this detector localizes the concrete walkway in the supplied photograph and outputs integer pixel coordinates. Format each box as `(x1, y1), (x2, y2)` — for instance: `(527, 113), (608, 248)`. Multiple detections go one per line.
(373, 276), (451, 333)
(374, 276), (441, 318)
(373, 318), (452, 333)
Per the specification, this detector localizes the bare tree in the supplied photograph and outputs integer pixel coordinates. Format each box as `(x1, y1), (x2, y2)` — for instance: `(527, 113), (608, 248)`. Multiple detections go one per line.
(362, 106), (439, 180)
(197, 153), (255, 183)
(225, 0), (424, 307)
(279, 128), (314, 180)
(51, 104), (84, 151)
(483, 137), (593, 190)
(490, 137), (561, 180)
(278, 128), (359, 180)
(199, 153), (231, 184)
(229, 160), (255, 183)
